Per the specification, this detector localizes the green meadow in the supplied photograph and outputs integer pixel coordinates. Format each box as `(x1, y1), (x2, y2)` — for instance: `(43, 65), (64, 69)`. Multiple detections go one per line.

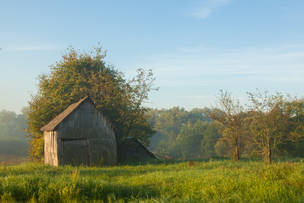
(0, 160), (304, 202)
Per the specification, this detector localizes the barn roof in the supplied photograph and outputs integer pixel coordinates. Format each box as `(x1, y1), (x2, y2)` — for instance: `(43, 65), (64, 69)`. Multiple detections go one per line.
(40, 96), (92, 131)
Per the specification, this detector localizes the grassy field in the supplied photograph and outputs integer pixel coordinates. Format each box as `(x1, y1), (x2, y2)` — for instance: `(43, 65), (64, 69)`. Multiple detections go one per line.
(0, 160), (304, 202)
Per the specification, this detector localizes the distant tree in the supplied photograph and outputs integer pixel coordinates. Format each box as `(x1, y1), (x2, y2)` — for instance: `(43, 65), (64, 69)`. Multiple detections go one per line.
(0, 108), (28, 139)
(148, 107), (213, 158)
(175, 120), (206, 159)
(27, 46), (156, 161)
(209, 90), (245, 161)
(0, 110), (17, 138)
(247, 91), (295, 163)
(0, 108), (29, 156)
(214, 138), (231, 158)
(150, 107), (189, 157)
(276, 99), (304, 157)
(289, 99), (304, 139)
(200, 122), (222, 158)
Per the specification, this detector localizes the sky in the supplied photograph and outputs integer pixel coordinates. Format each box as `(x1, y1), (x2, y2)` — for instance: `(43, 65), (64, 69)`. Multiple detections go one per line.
(1, 0), (304, 113)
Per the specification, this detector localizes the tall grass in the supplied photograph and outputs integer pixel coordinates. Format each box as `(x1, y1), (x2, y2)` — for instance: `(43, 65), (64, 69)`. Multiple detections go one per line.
(0, 160), (303, 202)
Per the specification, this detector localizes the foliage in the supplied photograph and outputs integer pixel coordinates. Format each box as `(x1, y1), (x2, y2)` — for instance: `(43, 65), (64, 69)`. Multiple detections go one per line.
(175, 121), (206, 159)
(174, 120), (221, 159)
(147, 107), (219, 159)
(209, 90), (246, 161)
(200, 122), (222, 158)
(214, 138), (231, 157)
(0, 109), (29, 157)
(247, 91), (295, 163)
(0, 108), (28, 140)
(147, 93), (304, 161)
(1, 160), (304, 202)
(27, 46), (156, 161)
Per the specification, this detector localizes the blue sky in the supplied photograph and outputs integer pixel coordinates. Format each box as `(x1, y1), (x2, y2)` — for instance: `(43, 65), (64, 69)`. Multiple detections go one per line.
(1, 0), (304, 112)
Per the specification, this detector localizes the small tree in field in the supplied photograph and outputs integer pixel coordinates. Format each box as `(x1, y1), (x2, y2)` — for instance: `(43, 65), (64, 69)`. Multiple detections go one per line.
(209, 90), (245, 161)
(247, 91), (294, 164)
(27, 46), (156, 161)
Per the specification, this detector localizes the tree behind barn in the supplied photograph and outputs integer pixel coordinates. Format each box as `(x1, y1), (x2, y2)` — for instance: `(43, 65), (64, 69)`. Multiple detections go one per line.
(27, 46), (155, 161)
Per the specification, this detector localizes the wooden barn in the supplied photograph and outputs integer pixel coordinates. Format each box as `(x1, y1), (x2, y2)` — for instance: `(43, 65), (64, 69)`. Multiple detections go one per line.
(41, 96), (117, 166)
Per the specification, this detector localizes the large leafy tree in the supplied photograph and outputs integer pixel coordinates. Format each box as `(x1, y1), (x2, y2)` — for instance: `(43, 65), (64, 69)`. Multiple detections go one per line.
(27, 46), (155, 161)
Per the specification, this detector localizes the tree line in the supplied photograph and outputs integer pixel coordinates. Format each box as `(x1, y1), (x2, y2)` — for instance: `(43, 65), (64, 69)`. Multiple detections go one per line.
(147, 91), (304, 163)
(1, 95), (304, 163)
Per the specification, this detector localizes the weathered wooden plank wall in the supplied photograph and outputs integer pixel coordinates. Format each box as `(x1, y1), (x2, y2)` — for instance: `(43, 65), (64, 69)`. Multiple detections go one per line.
(44, 131), (58, 166)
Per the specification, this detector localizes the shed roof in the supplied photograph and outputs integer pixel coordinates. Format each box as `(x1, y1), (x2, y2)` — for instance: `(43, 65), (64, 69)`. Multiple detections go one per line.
(40, 96), (92, 131)
(119, 137), (157, 158)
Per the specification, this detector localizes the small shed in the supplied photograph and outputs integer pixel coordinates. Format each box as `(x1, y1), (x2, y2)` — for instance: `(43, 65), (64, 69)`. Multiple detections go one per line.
(117, 137), (158, 164)
(41, 96), (117, 166)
